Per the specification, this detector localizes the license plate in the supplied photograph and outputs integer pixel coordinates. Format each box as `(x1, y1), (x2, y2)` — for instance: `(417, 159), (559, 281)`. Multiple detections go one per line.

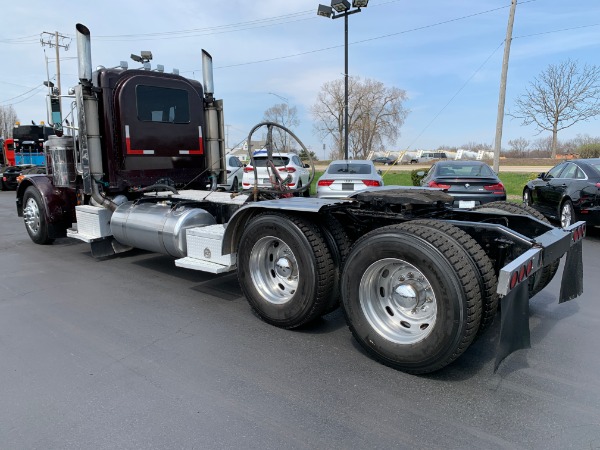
(459, 200), (476, 209)
(262, 178), (271, 184)
(342, 183), (354, 190)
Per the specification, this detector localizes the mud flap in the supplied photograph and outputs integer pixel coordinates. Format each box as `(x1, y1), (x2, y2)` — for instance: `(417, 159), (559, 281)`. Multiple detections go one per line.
(90, 236), (133, 258)
(494, 281), (530, 372)
(559, 239), (583, 303)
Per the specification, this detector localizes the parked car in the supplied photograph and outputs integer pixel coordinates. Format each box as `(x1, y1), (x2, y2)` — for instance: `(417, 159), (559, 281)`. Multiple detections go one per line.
(419, 160), (506, 208)
(242, 152), (310, 195)
(372, 156), (397, 165)
(1, 164), (45, 191)
(413, 151), (448, 164)
(317, 160), (383, 198)
(523, 158), (600, 228)
(223, 155), (244, 192)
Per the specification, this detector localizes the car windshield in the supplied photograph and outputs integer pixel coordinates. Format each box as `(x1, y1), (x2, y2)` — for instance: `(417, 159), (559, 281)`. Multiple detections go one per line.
(436, 163), (495, 177)
(252, 156), (290, 167)
(327, 163), (371, 175)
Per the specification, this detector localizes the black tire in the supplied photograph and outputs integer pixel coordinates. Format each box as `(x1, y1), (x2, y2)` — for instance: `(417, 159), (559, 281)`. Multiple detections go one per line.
(560, 199), (575, 228)
(231, 176), (239, 193)
(237, 213), (335, 328)
(318, 215), (352, 315)
(474, 201), (560, 298)
(341, 224), (482, 374)
(23, 186), (54, 245)
(407, 219), (498, 337)
(523, 187), (532, 206)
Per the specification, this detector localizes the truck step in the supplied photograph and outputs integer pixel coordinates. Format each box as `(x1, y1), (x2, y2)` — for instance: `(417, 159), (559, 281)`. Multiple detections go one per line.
(174, 257), (235, 274)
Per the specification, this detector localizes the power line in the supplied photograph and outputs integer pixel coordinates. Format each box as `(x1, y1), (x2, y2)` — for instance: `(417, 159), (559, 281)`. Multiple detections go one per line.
(0, 84), (46, 105)
(404, 41), (505, 151)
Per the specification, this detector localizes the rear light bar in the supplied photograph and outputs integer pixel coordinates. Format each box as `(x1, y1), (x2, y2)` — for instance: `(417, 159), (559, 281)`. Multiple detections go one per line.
(569, 222), (586, 243)
(497, 248), (542, 296)
(279, 167), (296, 173)
(243, 166), (253, 173)
(362, 180), (382, 187)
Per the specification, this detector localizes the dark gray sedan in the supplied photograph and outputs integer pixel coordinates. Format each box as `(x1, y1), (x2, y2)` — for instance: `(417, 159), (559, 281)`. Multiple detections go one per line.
(420, 160), (506, 208)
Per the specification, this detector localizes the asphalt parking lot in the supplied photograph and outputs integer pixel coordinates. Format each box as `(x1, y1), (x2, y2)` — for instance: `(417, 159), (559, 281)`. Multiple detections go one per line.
(1, 190), (599, 449)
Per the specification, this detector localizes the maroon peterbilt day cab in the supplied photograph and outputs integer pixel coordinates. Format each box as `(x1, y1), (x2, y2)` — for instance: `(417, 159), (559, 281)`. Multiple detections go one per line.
(16, 23), (585, 375)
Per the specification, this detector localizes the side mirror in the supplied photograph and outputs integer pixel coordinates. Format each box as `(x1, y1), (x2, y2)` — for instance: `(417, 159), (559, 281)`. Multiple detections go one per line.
(538, 172), (546, 179)
(377, 169), (383, 175)
(303, 163), (310, 168)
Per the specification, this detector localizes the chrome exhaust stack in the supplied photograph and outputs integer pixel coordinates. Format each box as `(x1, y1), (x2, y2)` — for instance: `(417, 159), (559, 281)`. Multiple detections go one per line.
(75, 23), (115, 210)
(202, 50), (225, 187)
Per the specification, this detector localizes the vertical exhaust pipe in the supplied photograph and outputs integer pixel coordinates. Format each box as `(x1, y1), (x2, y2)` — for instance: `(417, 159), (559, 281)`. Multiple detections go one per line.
(75, 23), (115, 210)
(76, 23), (92, 83)
(202, 50), (214, 98)
(202, 49), (225, 187)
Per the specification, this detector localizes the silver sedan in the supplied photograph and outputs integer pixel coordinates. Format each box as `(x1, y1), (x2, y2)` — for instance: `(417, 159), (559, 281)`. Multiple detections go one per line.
(317, 160), (384, 198)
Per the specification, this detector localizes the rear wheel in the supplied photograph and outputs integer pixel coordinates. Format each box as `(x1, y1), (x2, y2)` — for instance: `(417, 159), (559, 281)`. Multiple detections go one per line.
(341, 224), (482, 374)
(231, 176), (239, 193)
(23, 186), (54, 245)
(318, 215), (352, 315)
(523, 187), (532, 206)
(407, 219), (498, 337)
(474, 201), (560, 297)
(237, 213), (334, 328)
(560, 199), (574, 228)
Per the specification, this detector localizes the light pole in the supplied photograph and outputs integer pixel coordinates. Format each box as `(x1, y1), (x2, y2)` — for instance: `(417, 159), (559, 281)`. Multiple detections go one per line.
(317, 0), (369, 160)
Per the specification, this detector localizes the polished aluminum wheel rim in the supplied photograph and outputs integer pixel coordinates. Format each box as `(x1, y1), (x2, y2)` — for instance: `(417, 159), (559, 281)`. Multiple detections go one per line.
(23, 197), (41, 235)
(249, 236), (299, 305)
(561, 203), (572, 228)
(359, 258), (437, 344)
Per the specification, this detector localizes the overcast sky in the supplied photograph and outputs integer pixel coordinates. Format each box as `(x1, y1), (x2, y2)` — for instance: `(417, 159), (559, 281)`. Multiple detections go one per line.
(1, 0), (599, 158)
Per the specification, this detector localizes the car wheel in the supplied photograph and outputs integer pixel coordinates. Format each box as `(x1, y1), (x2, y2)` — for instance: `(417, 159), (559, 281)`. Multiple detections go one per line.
(23, 186), (54, 245)
(523, 188), (532, 206)
(560, 200), (575, 228)
(231, 177), (239, 193)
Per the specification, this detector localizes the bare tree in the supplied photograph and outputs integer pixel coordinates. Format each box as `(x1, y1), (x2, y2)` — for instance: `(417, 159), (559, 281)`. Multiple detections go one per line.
(511, 60), (600, 158)
(311, 76), (409, 160)
(262, 103), (300, 152)
(507, 137), (529, 157)
(0, 105), (19, 138)
(530, 136), (555, 158)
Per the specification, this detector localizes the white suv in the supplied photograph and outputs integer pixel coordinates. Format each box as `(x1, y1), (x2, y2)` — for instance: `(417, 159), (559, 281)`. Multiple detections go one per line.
(242, 152), (310, 193)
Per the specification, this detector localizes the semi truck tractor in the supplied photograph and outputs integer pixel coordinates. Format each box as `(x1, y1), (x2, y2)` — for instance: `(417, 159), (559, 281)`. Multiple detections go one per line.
(16, 23), (585, 374)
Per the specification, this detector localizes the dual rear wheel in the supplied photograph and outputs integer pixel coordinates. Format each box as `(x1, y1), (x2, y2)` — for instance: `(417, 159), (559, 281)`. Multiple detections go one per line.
(237, 213), (492, 373)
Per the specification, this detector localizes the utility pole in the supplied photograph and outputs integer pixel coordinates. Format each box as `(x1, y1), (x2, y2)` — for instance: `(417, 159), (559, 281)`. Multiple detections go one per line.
(493, 0), (517, 173)
(40, 31), (71, 120)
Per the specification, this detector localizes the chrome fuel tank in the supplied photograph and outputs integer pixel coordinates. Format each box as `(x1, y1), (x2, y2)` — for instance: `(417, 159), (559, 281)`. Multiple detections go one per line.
(111, 201), (216, 258)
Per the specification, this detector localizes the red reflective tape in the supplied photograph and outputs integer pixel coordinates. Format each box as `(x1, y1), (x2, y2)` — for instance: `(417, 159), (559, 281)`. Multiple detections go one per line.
(126, 136), (143, 155)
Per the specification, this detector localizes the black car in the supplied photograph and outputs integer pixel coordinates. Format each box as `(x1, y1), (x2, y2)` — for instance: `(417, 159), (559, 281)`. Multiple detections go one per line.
(523, 158), (600, 228)
(372, 156), (397, 165)
(420, 160), (506, 208)
(1, 165), (46, 191)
